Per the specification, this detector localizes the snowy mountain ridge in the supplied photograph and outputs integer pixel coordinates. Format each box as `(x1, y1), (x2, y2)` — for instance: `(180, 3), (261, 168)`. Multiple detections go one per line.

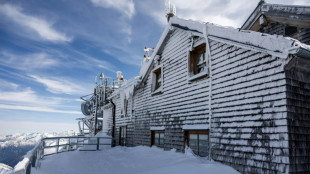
(0, 130), (78, 168)
(0, 130), (77, 148)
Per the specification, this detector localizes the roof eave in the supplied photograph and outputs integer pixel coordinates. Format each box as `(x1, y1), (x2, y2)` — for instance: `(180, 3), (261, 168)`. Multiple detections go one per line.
(294, 47), (310, 60)
(241, 0), (265, 30)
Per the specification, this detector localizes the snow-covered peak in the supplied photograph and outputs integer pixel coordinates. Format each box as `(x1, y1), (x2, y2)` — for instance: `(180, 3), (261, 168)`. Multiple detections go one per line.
(0, 131), (77, 148)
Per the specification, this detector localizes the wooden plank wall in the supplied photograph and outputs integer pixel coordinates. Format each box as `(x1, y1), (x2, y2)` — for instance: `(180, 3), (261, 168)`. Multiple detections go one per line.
(259, 23), (310, 45)
(209, 39), (290, 173)
(111, 28), (294, 173)
(285, 57), (310, 173)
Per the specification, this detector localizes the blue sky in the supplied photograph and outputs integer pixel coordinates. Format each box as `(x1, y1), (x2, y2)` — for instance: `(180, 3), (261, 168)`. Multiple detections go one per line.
(0, 0), (309, 135)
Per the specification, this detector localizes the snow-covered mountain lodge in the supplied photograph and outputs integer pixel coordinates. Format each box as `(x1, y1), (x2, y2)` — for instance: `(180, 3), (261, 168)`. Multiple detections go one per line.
(80, 1), (310, 173)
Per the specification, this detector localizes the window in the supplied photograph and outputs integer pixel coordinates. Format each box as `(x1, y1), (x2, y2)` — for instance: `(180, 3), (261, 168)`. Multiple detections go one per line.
(284, 26), (298, 36)
(154, 69), (162, 90)
(151, 65), (163, 94)
(151, 131), (164, 148)
(119, 126), (127, 146)
(121, 97), (128, 117)
(188, 43), (208, 81)
(185, 130), (209, 157)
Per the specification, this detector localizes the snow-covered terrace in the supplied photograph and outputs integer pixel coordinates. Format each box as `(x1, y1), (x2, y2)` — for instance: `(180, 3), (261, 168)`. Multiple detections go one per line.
(31, 146), (239, 174)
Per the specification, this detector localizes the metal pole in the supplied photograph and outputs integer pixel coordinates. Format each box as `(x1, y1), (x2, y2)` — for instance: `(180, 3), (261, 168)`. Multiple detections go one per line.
(97, 137), (100, 150)
(111, 99), (116, 147)
(56, 139), (59, 154)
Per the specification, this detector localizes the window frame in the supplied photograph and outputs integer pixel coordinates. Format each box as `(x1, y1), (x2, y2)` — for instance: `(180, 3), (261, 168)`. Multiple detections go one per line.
(151, 130), (165, 148)
(120, 96), (129, 117)
(151, 65), (163, 95)
(184, 130), (209, 157)
(119, 126), (127, 146)
(188, 43), (209, 82)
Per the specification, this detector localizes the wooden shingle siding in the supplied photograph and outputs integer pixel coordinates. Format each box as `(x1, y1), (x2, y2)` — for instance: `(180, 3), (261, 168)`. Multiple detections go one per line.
(128, 28), (210, 151)
(109, 24), (309, 173)
(259, 23), (310, 45)
(209, 39), (290, 173)
(285, 57), (310, 173)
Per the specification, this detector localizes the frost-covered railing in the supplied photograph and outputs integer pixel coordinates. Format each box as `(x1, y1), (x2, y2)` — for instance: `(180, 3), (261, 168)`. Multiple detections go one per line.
(14, 136), (113, 174)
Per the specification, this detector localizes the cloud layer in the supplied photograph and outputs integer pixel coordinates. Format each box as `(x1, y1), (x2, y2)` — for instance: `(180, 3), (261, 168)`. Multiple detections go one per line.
(0, 4), (71, 42)
(90, 0), (135, 18)
(29, 75), (88, 95)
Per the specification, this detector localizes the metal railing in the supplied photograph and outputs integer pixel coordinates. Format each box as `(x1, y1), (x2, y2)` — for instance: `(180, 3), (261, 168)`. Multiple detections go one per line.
(14, 136), (113, 174)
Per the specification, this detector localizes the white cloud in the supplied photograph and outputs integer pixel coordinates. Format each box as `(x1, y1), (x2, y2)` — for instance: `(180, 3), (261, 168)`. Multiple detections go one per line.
(0, 85), (81, 115)
(0, 4), (71, 42)
(0, 87), (61, 106)
(0, 79), (19, 89)
(0, 121), (78, 135)
(267, 0), (310, 5)
(146, 0), (310, 28)
(0, 51), (58, 70)
(205, 15), (240, 28)
(0, 104), (80, 114)
(29, 75), (88, 95)
(90, 0), (135, 18)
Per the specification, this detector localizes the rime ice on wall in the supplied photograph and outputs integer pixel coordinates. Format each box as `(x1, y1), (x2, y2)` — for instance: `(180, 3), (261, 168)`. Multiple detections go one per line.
(285, 57), (310, 173)
(102, 106), (113, 136)
(108, 16), (310, 173)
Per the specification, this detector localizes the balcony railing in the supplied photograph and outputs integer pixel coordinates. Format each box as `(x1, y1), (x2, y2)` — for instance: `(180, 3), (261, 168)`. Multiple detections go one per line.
(14, 136), (112, 174)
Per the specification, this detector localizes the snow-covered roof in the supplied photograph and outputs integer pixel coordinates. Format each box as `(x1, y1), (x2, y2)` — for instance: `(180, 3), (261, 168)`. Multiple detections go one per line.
(139, 16), (310, 81)
(241, 0), (310, 30)
(109, 76), (141, 100)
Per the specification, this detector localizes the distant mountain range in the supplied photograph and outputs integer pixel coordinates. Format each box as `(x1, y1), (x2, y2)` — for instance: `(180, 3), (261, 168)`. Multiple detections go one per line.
(0, 131), (77, 168)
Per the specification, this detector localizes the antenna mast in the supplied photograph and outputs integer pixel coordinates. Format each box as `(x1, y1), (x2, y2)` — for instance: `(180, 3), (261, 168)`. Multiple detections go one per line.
(165, 0), (176, 22)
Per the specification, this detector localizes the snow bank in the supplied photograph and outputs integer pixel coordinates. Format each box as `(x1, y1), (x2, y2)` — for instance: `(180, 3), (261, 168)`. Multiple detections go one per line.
(0, 163), (13, 174)
(13, 140), (42, 173)
(31, 146), (239, 174)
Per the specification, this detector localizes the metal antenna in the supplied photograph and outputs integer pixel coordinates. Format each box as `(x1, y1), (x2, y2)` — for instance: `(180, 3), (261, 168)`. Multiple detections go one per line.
(165, 0), (176, 22)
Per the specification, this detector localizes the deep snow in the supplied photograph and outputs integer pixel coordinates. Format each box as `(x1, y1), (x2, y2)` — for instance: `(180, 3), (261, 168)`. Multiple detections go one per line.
(32, 146), (239, 174)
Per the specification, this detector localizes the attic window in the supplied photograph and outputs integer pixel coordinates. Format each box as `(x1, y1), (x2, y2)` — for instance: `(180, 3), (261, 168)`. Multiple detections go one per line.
(155, 69), (162, 89)
(188, 43), (208, 81)
(285, 26), (298, 36)
(151, 65), (163, 95)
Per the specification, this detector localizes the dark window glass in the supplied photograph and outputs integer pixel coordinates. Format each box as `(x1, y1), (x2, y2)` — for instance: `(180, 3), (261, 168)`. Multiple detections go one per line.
(190, 44), (206, 75)
(152, 131), (164, 148)
(185, 130), (209, 157)
(155, 69), (162, 90)
(285, 26), (298, 36)
(119, 126), (127, 146)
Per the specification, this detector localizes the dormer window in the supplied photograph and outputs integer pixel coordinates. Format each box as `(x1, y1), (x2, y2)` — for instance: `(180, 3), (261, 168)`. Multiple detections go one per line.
(151, 65), (163, 95)
(155, 69), (162, 90)
(188, 43), (208, 81)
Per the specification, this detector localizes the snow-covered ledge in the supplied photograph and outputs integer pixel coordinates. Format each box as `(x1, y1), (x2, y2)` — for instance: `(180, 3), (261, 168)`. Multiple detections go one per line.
(188, 71), (208, 82)
(150, 126), (165, 131)
(182, 124), (209, 131)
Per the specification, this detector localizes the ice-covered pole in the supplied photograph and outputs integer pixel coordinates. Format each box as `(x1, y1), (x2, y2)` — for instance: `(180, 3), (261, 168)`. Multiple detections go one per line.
(203, 24), (213, 161)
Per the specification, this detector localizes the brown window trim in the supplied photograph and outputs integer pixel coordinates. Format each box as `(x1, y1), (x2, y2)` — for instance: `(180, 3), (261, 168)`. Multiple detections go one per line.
(189, 43), (206, 75)
(151, 131), (165, 148)
(184, 130), (209, 157)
